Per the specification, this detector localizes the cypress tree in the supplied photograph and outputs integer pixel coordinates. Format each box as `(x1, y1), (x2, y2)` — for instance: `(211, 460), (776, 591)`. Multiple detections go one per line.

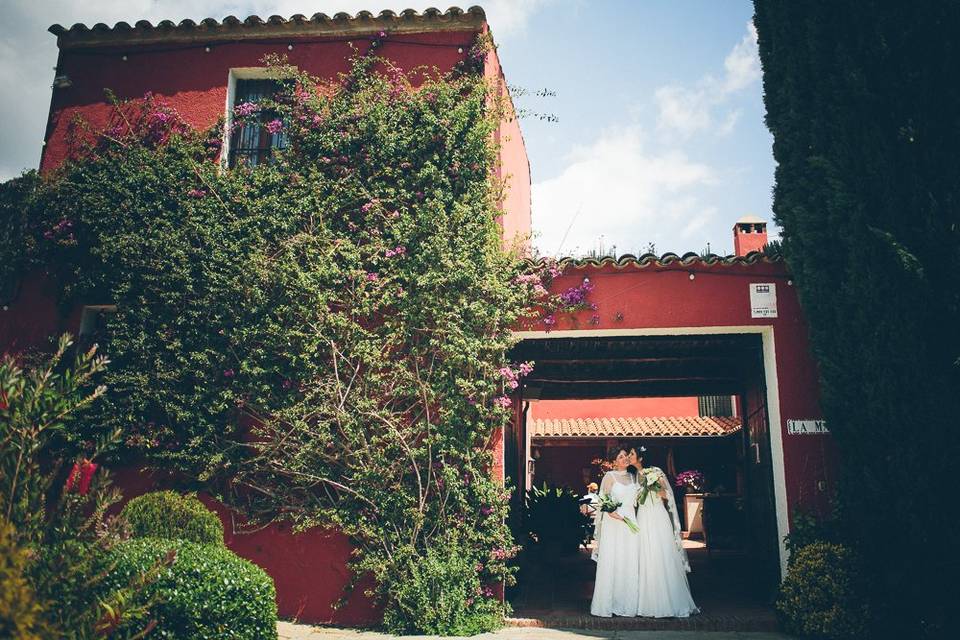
(754, 1), (960, 637)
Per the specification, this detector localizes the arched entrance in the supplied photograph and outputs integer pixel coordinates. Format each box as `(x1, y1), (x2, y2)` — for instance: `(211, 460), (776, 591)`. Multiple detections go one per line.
(504, 329), (786, 629)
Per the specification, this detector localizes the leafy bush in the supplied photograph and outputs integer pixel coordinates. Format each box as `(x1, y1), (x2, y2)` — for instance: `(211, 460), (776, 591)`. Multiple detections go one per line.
(0, 522), (46, 640)
(784, 510), (839, 559)
(103, 538), (277, 640)
(524, 483), (592, 556)
(382, 538), (503, 636)
(777, 542), (869, 639)
(121, 491), (224, 546)
(1, 335), (163, 637)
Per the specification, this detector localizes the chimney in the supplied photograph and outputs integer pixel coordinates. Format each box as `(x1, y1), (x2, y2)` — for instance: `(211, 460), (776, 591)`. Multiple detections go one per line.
(733, 215), (768, 256)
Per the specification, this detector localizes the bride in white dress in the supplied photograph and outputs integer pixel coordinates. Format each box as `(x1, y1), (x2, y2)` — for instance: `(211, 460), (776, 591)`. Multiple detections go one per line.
(629, 445), (699, 618)
(590, 447), (641, 617)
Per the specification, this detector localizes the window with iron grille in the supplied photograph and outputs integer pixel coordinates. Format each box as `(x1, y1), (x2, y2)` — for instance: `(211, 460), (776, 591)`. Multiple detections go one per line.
(228, 79), (287, 168)
(698, 395), (734, 417)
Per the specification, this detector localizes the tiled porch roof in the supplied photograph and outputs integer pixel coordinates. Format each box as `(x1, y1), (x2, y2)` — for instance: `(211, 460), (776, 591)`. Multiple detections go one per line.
(530, 416), (742, 439)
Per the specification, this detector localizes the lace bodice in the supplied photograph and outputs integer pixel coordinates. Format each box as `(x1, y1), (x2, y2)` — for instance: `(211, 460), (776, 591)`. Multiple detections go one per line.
(600, 470), (640, 518)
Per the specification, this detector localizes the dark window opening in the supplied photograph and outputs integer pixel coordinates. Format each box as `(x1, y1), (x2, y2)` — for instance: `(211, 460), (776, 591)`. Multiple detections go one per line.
(698, 394), (734, 417)
(228, 79), (287, 168)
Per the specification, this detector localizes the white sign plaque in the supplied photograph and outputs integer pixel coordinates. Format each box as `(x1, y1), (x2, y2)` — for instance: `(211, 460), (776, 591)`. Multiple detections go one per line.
(787, 419), (829, 435)
(750, 283), (778, 318)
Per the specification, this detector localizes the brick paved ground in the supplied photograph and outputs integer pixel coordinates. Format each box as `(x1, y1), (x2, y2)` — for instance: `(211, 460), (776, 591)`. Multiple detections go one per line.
(279, 544), (786, 639)
(507, 547), (778, 632)
(278, 623), (791, 640)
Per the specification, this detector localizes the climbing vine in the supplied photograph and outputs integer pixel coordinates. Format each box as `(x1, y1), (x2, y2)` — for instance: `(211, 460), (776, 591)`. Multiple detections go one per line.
(0, 40), (576, 632)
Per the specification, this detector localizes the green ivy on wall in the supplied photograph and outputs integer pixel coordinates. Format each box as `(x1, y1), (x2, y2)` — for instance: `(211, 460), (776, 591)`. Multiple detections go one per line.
(1, 40), (555, 633)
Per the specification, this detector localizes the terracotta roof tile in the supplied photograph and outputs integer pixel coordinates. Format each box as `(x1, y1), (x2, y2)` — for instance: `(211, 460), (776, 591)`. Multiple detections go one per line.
(525, 251), (783, 271)
(530, 416), (742, 439)
(49, 6), (487, 49)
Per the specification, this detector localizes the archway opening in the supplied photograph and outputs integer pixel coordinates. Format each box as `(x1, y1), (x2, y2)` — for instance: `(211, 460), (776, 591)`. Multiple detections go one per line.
(505, 333), (781, 628)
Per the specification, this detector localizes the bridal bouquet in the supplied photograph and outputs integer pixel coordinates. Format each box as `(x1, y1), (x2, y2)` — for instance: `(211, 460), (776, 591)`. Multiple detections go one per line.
(598, 494), (640, 533)
(636, 468), (664, 507)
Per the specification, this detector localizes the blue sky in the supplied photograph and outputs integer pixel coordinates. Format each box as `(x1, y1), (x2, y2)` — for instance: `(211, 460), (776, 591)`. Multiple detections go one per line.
(0, 1), (776, 256)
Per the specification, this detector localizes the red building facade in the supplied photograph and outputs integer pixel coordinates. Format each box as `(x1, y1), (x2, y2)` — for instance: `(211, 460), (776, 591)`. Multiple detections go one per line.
(1, 7), (834, 625)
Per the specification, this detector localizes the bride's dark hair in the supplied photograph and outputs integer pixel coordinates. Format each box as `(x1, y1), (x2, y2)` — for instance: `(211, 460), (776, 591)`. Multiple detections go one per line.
(625, 464), (638, 482)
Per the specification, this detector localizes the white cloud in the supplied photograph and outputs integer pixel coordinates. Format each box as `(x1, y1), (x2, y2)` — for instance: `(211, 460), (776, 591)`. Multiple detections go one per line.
(531, 126), (718, 257)
(0, 1), (548, 180)
(653, 20), (760, 140)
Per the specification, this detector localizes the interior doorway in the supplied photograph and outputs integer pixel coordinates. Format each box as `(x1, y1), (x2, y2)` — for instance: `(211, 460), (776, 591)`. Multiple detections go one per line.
(504, 332), (784, 628)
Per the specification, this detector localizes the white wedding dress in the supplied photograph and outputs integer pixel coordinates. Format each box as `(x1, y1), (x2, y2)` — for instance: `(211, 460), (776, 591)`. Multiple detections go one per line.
(635, 466), (699, 618)
(590, 470), (641, 617)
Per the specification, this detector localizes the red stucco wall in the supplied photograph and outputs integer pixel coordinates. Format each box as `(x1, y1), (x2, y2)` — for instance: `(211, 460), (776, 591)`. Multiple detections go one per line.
(530, 396), (700, 420)
(483, 36), (531, 249)
(526, 260), (837, 521)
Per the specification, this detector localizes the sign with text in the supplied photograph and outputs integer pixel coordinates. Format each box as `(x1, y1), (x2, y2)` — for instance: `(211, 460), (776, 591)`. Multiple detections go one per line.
(787, 419), (829, 435)
(750, 283), (778, 318)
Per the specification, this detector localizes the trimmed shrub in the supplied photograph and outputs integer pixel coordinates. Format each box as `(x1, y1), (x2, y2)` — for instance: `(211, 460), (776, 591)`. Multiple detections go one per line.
(104, 538), (277, 640)
(382, 540), (504, 636)
(777, 542), (869, 639)
(121, 491), (224, 546)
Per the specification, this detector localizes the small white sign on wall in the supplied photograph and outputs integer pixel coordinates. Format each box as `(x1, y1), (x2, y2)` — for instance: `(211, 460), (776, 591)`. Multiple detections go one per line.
(750, 283), (778, 318)
(787, 419), (829, 435)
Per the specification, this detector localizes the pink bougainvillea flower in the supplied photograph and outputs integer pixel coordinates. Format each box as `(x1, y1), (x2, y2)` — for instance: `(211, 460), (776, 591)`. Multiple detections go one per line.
(223, 368), (235, 378)
(187, 188), (206, 199)
(234, 101), (260, 117)
(493, 395), (512, 408)
(265, 119), (283, 135)
(366, 272), (379, 281)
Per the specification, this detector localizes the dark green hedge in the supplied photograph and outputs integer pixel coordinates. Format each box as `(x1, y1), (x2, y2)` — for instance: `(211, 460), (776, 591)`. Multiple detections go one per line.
(754, 2), (960, 636)
(121, 491), (225, 546)
(104, 538), (276, 640)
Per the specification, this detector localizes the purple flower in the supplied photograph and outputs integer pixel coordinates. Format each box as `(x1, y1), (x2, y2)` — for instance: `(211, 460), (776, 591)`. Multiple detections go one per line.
(493, 395), (512, 408)
(265, 119), (283, 135)
(187, 188), (206, 199)
(366, 272), (379, 282)
(480, 505), (494, 517)
(234, 101), (259, 117)
(223, 369), (235, 378)
(543, 315), (556, 327)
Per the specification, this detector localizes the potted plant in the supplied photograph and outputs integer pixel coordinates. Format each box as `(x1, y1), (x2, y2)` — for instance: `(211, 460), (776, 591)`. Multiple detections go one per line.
(524, 483), (593, 556)
(675, 470), (706, 535)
